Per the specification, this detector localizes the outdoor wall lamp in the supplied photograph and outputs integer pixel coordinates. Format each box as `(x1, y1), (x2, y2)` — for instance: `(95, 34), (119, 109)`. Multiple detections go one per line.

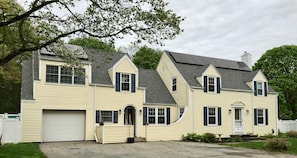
(119, 109), (121, 114)
(246, 109), (249, 114)
(228, 109), (232, 114)
(139, 109), (142, 114)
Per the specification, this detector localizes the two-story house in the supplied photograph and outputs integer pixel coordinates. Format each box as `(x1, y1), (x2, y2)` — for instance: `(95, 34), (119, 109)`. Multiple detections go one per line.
(20, 45), (278, 143)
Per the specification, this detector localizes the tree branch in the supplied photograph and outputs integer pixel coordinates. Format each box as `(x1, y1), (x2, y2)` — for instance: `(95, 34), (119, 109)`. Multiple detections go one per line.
(0, 0), (58, 27)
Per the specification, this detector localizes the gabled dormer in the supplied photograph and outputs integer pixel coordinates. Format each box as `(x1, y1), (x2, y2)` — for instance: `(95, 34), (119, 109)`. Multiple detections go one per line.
(108, 55), (138, 93)
(252, 70), (268, 96)
(201, 64), (221, 94)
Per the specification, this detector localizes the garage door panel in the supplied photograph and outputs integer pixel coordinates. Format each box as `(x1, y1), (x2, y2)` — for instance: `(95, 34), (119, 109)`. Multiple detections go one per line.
(43, 110), (85, 142)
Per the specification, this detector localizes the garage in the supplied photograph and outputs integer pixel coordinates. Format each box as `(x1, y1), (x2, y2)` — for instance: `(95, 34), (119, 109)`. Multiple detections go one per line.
(42, 110), (85, 142)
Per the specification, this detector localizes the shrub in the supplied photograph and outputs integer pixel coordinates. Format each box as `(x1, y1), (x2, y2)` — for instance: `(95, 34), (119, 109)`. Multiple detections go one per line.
(230, 136), (242, 142)
(264, 134), (276, 139)
(286, 131), (297, 138)
(202, 133), (216, 143)
(265, 138), (290, 151)
(183, 133), (202, 142)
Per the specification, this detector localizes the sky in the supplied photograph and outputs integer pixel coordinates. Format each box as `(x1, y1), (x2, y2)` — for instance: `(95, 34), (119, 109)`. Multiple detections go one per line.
(18, 0), (297, 64)
(158, 0), (297, 63)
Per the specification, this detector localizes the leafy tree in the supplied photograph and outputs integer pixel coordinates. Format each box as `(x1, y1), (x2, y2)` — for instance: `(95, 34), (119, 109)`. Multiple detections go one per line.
(253, 45), (297, 119)
(68, 37), (116, 52)
(0, 0), (183, 66)
(132, 46), (162, 69)
(0, 60), (21, 113)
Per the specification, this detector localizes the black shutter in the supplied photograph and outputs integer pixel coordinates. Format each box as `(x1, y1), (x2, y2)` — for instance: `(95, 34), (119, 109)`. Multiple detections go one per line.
(254, 81), (257, 96)
(254, 109), (257, 125)
(131, 74), (136, 93)
(96, 110), (100, 123)
(166, 108), (170, 125)
(218, 107), (222, 126)
(113, 111), (118, 123)
(265, 109), (268, 125)
(217, 77), (221, 94)
(204, 76), (208, 92)
(264, 82), (268, 96)
(116, 72), (120, 92)
(143, 107), (147, 125)
(203, 107), (207, 126)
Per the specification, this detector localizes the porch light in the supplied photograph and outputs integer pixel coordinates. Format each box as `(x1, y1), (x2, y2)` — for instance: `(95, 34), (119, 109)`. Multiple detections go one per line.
(139, 109), (142, 114)
(119, 109), (121, 114)
(228, 109), (232, 114)
(246, 109), (249, 114)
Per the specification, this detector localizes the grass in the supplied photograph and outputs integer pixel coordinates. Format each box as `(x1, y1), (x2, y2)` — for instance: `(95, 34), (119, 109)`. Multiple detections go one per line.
(0, 143), (46, 158)
(226, 138), (297, 155)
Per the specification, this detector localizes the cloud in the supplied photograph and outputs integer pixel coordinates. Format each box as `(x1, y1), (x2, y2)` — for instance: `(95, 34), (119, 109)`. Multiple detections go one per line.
(161, 0), (297, 63)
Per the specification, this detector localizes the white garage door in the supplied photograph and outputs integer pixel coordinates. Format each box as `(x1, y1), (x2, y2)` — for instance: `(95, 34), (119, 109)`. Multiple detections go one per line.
(43, 110), (85, 142)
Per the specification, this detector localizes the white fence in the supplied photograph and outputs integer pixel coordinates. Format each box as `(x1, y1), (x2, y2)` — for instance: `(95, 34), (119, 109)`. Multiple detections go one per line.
(0, 113), (22, 145)
(278, 119), (297, 133)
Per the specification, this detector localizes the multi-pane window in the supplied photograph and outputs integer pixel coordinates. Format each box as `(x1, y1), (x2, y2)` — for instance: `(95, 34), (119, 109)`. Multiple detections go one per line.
(257, 109), (264, 124)
(148, 108), (156, 124)
(121, 74), (130, 91)
(46, 65), (58, 83)
(257, 82), (263, 95)
(208, 77), (215, 92)
(45, 65), (85, 85)
(179, 108), (184, 118)
(148, 108), (166, 125)
(158, 108), (165, 124)
(172, 78), (177, 92)
(60, 67), (72, 84)
(208, 107), (216, 125)
(101, 111), (113, 123)
(74, 68), (85, 85)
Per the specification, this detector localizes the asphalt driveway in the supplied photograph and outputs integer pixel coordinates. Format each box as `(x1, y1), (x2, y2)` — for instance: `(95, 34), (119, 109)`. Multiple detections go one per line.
(40, 141), (297, 158)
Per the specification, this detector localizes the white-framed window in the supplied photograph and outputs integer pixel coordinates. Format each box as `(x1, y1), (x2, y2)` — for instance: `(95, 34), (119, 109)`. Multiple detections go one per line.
(257, 109), (264, 125)
(257, 82), (263, 96)
(121, 73), (130, 91)
(46, 65), (59, 83)
(172, 77), (177, 92)
(45, 65), (85, 85)
(179, 107), (184, 118)
(208, 107), (217, 125)
(204, 106), (222, 126)
(148, 108), (156, 124)
(148, 108), (166, 125)
(158, 108), (165, 124)
(101, 111), (113, 123)
(208, 77), (215, 92)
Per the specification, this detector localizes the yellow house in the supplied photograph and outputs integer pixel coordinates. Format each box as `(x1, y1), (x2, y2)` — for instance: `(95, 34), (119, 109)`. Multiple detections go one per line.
(21, 45), (278, 143)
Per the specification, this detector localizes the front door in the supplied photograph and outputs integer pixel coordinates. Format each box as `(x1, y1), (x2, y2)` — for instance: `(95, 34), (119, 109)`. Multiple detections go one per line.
(233, 108), (243, 134)
(124, 106), (136, 136)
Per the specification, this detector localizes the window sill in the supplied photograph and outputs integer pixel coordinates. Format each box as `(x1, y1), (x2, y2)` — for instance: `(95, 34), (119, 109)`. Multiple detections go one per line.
(45, 82), (86, 87)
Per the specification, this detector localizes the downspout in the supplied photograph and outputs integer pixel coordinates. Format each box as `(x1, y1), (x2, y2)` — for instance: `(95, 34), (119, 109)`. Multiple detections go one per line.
(93, 85), (98, 143)
(251, 88), (254, 134)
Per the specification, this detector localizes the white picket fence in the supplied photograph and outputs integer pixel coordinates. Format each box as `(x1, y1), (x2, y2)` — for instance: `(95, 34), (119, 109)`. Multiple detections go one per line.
(278, 119), (297, 133)
(0, 113), (22, 145)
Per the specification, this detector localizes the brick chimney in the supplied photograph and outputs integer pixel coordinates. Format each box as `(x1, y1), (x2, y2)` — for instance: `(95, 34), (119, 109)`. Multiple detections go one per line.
(241, 51), (252, 68)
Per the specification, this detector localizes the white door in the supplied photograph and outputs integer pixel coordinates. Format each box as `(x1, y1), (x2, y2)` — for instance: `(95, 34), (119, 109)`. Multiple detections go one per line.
(43, 110), (85, 142)
(233, 108), (243, 134)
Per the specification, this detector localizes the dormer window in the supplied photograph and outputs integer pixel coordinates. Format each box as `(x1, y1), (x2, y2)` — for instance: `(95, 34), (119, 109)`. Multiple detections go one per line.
(121, 74), (130, 91)
(116, 72), (136, 93)
(46, 65), (85, 85)
(208, 77), (215, 92)
(204, 76), (221, 93)
(254, 81), (267, 96)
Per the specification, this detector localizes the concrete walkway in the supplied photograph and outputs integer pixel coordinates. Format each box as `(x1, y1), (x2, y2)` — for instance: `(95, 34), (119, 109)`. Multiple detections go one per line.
(40, 141), (297, 158)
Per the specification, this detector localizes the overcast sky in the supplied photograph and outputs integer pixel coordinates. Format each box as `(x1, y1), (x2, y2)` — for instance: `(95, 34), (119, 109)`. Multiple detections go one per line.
(18, 0), (297, 64)
(157, 0), (297, 63)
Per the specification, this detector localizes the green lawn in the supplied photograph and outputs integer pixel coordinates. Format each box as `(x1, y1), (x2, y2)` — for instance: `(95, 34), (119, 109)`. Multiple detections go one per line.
(226, 138), (297, 155)
(0, 143), (46, 158)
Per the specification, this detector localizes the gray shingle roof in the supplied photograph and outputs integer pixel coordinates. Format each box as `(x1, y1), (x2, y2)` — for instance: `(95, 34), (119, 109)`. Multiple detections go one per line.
(166, 51), (275, 92)
(139, 69), (176, 105)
